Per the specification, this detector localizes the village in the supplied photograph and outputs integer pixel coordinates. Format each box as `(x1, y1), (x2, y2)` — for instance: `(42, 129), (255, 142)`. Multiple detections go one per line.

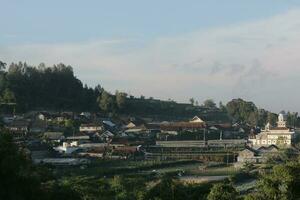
(3, 110), (299, 169)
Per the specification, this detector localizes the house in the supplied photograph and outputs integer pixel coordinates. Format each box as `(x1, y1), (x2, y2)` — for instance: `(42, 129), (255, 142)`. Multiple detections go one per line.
(257, 145), (279, 154)
(99, 130), (114, 141)
(160, 119), (206, 132)
(54, 141), (79, 154)
(6, 120), (30, 135)
(78, 148), (106, 158)
(236, 145), (280, 166)
(43, 132), (64, 142)
(125, 118), (145, 129)
(189, 116), (205, 123)
(66, 135), (90, 141)
(79, 123), (102, 133)
(80, 112), (92, 119)
(103, 120), (116, 128)
(36, 112), (49, 121)
(125, 124), (147, 134)
(26, 140), (51, 160)
(30, 120), (47, 134)
(249, 113), (296, 148)
(237, 148), (260, 164)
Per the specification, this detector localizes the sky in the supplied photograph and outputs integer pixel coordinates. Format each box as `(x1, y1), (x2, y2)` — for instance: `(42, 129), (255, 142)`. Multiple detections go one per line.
(1, 0), (300, 113)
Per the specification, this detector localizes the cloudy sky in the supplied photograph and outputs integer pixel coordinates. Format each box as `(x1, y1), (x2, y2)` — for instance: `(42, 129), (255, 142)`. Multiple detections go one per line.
(1, 0), (300, 113)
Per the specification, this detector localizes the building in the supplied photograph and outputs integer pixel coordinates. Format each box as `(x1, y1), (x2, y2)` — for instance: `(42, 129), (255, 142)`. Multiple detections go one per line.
(249, 113), (296, 148)
(54, 141), (79, 154)
(79, 123), (102, 133)
(237, 148), (259, 164)
(236, 145), (279, 165)
(160, 116), (206, 133)
(30, 120), (47, 134)
(43, 132), (64, 142)
(6, 120), (30, 135)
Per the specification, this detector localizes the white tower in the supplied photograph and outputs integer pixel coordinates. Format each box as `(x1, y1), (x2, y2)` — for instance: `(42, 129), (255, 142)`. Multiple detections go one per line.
(277, 113), (287, 128)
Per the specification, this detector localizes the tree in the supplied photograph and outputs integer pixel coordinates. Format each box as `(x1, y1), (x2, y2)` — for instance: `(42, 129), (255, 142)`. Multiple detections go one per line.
(189, 98), (195, 106)
(219, 101), (227, 112)
(145, 175), (187, 200)
(115, 91), (127, 110)
(98, 91), (114, 113)
(203, 99), (216, 108)
(287, 112), (298, 128)
(0, 132), (42, 200)
(256, 109), (268, 127)
(0, 61), (6, 71)
(248, 112), (258, 127)
(268, 112), (278, 126)
(226, 98), (258, 124)
(2, 88), (16, 103)
(207, 182), (238, 200)
(254, 164), (297, 200)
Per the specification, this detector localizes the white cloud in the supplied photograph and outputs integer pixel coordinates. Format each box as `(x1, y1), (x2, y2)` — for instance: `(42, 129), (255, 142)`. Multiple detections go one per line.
(1, 8), (300, 112)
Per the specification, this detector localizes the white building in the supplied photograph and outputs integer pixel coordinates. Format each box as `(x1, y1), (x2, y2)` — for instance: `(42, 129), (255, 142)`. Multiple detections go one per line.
(249, 113), (295, 147)
(54, 141), (79, 154)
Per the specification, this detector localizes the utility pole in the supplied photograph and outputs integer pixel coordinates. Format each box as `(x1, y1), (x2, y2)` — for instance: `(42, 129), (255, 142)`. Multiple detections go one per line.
(226, 152), (229, 166)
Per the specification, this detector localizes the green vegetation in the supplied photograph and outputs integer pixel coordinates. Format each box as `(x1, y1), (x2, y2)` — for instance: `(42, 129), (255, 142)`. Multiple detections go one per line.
(207, 182), (239, 200)
(226, 98), (299, 127)
(0, 131), (81, 200)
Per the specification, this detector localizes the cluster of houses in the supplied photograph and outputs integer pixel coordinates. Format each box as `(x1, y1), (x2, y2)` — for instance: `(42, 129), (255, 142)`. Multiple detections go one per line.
(2, 110), (298, 166)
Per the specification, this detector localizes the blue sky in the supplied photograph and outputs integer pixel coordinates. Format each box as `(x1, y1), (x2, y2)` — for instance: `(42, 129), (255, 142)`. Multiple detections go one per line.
(1, 0), (300, 112)
(0, 0), (295, 44)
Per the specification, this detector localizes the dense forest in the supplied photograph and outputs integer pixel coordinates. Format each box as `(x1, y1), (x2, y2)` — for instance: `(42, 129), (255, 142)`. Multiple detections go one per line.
(0, 61), (299, 127)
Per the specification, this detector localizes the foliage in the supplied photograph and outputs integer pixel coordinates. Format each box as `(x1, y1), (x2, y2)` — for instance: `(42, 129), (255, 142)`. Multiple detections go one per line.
(207, 182), (239, 200)
(98, 90), (115, 113)
(189, 98), (195, 105)
(0, 132), (44, 200)
(246, 162), (300, 200)
(0, 62), (99, 111)
(115, 91), (127, 110)
(226, 99), (258, 125)
(226, 98), (278, 127)
(203, 99), (217, 108)
(0, 131), (81, 200)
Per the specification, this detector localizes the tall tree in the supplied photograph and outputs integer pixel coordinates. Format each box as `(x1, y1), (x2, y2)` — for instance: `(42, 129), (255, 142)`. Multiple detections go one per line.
(0, 61), (6, 71)
(267, 112), (278, 126)
(203, 99), (217, 108)
(189, 98), (195, 106)
(0, 133), (43, 200)
(2, 88), (16, 103)
(226, 98), (258, 124)
(98, 91), (114, 113)
(115, 91), (127, 110)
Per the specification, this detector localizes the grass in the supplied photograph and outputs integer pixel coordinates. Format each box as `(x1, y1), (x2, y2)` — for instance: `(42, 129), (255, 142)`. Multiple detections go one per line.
(187, 164), (238, 176)
(53, 159), (202, 178)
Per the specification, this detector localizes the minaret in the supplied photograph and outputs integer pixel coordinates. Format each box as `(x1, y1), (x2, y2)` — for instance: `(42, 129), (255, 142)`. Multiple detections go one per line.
(277, 113), (287, 128)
